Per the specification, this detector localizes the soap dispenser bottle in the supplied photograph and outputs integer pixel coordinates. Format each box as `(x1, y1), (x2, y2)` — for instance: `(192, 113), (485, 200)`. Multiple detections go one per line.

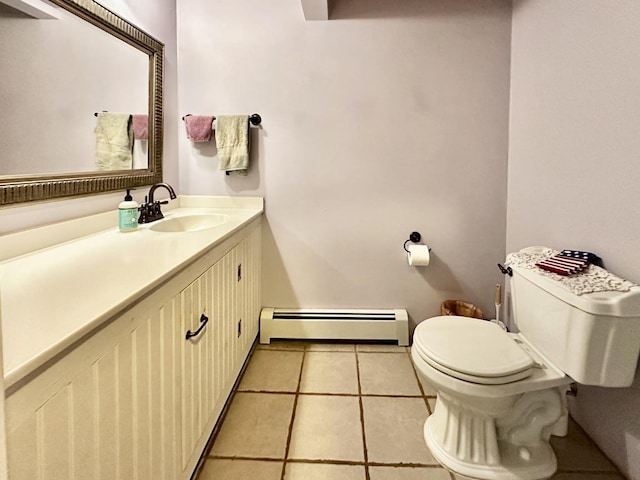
(118, 189), (139, 232)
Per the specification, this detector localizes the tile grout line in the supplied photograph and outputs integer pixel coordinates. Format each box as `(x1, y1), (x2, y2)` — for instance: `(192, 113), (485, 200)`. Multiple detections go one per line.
(355, 349), (371, 480)
(554, 468), (627, 476)
(237, 388), (429, 399)
(208, 453), (448, 469)
(279, 346), (306, 480)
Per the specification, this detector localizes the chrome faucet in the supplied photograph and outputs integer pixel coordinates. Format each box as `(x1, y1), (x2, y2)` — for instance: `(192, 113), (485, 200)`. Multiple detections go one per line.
(138, 183), (177, 224)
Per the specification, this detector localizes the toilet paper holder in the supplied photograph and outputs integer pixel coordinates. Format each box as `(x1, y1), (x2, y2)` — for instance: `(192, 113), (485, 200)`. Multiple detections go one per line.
(403, 232), (431, 253)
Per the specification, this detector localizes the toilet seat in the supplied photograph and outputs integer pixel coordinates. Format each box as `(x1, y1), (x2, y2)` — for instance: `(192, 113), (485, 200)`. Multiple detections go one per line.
(413, 316), (535, 385)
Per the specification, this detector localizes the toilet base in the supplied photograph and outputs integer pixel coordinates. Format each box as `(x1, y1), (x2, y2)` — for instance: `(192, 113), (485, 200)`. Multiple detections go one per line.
(424, 416), (557, 480)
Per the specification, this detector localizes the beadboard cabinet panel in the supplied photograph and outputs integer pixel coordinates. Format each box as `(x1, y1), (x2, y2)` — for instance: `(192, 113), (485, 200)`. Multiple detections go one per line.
(5, 219), (261, 480)
(6, 297), (183, 480)
(237, 225), (262, 362)
(180, 252), (236, 470)
(180, 228), (262, 474)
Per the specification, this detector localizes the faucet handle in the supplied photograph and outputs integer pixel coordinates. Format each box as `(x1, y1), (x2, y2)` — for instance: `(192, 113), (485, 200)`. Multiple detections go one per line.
(138, 203), (149, 224)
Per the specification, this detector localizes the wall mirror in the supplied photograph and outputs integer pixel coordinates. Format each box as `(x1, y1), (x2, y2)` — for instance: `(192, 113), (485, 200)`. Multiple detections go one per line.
(0, 0), (163, 205)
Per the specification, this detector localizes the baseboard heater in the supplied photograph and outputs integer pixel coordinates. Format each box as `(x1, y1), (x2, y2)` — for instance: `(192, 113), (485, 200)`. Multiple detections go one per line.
(259, 308), (409, 346)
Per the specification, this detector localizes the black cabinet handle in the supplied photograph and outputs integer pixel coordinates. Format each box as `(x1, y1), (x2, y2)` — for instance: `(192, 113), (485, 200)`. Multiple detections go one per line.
(185, 313), (209, 340)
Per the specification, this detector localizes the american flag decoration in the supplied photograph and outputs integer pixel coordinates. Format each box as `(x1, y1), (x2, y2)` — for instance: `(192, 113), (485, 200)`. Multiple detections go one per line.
(535, 250), (596, 276)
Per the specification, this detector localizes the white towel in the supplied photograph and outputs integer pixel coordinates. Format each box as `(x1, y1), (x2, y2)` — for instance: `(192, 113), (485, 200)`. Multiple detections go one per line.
(95, 113), (133, 170)
(215, 115), (250, 176)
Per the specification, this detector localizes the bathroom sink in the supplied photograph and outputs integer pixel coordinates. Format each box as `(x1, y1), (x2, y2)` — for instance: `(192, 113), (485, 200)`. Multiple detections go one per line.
(149, 213), (229, 233)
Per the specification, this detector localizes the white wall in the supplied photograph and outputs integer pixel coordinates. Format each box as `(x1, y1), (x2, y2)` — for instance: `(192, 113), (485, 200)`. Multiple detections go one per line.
(508, 1), (640, 478)
(0, 0), (179, 234)
(177, 0), (512, 323)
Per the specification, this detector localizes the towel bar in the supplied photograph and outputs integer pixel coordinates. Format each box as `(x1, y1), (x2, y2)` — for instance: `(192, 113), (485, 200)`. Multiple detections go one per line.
(93, 111), (142, 117)
(181, 113), (262, 126)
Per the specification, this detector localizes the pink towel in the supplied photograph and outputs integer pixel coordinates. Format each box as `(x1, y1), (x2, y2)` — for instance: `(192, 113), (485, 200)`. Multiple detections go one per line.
(184, 115), (214, 142)
(132, 115), (148, 140)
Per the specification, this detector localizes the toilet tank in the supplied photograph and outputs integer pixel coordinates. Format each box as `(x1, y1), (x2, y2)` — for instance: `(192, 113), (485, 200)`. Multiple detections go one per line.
(510, 265), (640, 387)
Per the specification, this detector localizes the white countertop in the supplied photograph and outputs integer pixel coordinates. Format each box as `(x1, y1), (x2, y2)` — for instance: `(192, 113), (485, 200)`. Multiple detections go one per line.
(0, 196), (263, 387)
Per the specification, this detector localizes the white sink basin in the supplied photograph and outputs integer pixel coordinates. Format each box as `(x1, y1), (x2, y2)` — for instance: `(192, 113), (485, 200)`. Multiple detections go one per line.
(149, 213), (229, 233)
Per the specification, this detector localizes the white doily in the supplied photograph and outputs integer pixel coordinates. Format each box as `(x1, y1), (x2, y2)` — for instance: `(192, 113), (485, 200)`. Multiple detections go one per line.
(505, 247), (635, 295)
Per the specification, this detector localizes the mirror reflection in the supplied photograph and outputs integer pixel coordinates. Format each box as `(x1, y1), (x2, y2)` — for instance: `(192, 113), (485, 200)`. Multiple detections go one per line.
(0, 1), (149, 177)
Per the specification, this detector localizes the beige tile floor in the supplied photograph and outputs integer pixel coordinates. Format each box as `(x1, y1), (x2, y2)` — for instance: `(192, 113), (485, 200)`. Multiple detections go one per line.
(195, 341), (626, 480)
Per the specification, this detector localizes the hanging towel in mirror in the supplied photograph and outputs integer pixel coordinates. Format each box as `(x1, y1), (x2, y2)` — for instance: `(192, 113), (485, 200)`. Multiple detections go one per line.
(132, 114), (148, 140)
(216, 115), (249, 176)
(184, 115), (214, 142)
(95, 112), (133, 170)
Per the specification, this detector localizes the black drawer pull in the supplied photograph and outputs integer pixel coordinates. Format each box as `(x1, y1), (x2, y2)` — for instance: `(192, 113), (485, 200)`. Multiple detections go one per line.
(185, 314), (209, 340)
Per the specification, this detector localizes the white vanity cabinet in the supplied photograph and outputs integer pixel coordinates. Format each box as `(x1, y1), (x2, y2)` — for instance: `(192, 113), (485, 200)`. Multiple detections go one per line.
(180, 224), (261, 472)
(4, 218), (261, 480)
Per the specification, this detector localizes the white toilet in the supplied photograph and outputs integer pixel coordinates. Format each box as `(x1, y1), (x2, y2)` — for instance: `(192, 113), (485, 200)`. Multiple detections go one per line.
(411, 262), (640, 480)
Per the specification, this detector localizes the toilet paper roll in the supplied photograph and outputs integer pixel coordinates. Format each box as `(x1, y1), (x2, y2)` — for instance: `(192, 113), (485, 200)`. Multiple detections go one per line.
(407, 244), (430, 266)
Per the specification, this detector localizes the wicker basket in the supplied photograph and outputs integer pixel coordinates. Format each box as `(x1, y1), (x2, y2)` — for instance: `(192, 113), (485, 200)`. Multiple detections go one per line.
(440, 300), (484, 319)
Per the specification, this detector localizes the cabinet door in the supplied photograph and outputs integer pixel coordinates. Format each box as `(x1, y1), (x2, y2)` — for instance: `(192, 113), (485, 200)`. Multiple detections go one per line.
(179, 227), (261, 472)
(180, 264), (212, 469)
(180, 250), (237, 470)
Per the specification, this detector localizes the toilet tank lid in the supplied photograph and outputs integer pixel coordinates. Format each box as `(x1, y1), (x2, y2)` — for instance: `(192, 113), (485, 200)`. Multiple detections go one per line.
(512, 266), (640, 317)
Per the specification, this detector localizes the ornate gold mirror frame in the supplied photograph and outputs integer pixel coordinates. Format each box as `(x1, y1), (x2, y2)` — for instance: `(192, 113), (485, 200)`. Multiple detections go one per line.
(0, 0), (163, 206)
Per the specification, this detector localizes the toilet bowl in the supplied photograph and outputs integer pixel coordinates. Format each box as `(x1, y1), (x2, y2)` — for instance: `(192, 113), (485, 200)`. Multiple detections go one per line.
(412, 316), (570, 480)
(411, 252), (640, 480)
